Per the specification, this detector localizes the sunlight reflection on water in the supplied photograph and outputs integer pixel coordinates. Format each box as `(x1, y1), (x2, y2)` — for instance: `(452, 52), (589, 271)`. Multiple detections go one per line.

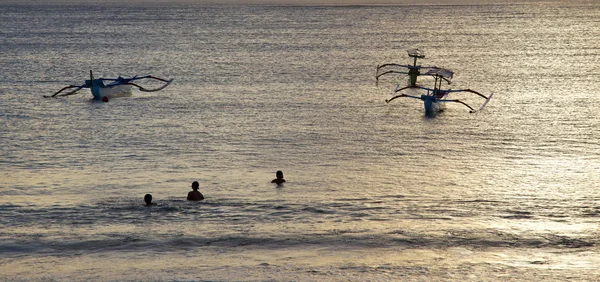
(2, 1), (600, 281)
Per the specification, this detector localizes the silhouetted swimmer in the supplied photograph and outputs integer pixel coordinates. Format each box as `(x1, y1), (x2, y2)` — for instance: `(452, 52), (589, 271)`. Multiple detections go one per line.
(144, 194), (157, 206)
(187, 181), (205, 201)
(271, 170), (286, 186)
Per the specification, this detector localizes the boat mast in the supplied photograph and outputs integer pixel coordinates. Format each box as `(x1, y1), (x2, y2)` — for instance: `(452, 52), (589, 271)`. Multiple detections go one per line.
(407, 49), (424, 87)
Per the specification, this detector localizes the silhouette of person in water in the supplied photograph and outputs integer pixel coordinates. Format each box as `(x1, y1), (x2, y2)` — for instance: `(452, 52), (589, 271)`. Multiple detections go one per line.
(187, 181), (204, 201)
(144, 194), (157, 206)
(271, 170), (286, 186)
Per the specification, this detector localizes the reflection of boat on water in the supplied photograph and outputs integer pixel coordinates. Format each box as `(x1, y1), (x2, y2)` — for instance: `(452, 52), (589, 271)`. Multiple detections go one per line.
(376, 48), (439, 87)
(45, 70), (173, 101)
(386, 68), (494, 115)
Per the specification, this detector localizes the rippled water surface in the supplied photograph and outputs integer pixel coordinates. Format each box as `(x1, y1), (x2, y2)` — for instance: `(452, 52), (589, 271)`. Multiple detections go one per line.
(1, 1), (600, 281)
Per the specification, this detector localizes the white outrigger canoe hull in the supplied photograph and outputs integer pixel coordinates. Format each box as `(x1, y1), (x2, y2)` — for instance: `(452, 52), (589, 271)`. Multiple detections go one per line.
(92, 84), (134, 100)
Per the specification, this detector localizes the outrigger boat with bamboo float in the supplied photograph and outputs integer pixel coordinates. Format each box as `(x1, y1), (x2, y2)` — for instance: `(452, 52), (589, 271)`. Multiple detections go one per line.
(386, 68), (493, 115)
(376, 48), (439, 87)
(45, 71), (173, 101)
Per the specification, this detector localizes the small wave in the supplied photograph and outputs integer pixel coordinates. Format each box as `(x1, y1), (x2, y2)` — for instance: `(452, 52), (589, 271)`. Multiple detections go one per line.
(456, 199), (503, 203)
(0, 243), (52, 254)
(2, 224), (598, 258)
(501, 210), (534, 219)
(302, 206), (335, 214)
(501, 215), (534, 219)
(0, 113), (31, 120)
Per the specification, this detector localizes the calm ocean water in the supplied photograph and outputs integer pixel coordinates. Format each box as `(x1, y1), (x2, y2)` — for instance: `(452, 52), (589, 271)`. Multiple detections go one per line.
(2, 1), (600, 281)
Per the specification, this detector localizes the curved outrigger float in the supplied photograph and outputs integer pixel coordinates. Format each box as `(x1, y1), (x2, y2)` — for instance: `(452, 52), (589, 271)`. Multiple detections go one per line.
(386, 68), (493, 115)
(376, 48), (439, 87)
(45, 71), (173, 101)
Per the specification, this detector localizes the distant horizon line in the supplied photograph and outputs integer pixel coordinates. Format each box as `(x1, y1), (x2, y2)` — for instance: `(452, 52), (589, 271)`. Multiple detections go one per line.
(0, 0), (575, 6)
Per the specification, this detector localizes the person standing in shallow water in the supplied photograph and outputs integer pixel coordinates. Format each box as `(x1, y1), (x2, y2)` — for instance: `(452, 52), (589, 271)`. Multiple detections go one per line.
(187, 181), (204, 201)
(271, 170), (286, 186)
(144, 194), (157, 206)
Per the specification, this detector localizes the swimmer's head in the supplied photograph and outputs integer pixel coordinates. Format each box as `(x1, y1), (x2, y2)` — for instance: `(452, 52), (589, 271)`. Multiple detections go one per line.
(144, 194), (152, 204)
(276, 170), (284, 179)
(192, 181), (199, 190)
